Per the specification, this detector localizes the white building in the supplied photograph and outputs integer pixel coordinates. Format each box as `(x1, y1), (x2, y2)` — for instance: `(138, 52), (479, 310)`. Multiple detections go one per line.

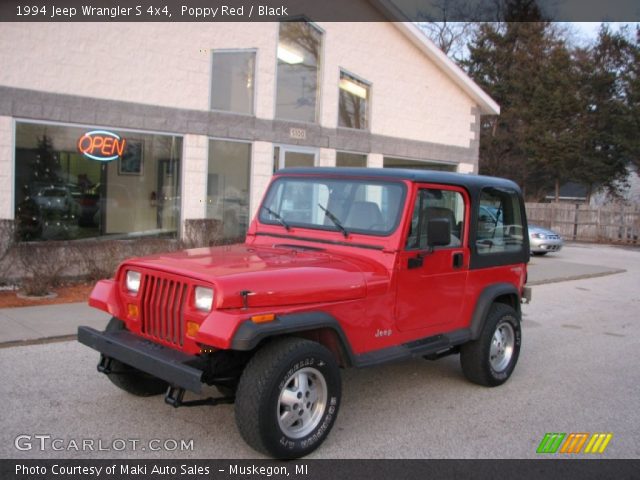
(0, 4), (499, 243)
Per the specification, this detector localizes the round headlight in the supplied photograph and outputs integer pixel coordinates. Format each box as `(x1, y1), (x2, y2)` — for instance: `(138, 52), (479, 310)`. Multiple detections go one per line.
(194, 286), (214, 312)
(126, 270), (141, 294)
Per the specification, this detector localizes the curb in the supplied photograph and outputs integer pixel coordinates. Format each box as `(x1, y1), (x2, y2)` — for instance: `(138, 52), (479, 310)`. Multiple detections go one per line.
(528, 268), (626, 286)
(0, 334), (77, 349)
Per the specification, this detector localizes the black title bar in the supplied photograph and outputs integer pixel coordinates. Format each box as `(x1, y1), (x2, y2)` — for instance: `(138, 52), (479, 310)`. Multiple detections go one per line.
(2, 459), (640, 480)
(0, 0), (639, 22)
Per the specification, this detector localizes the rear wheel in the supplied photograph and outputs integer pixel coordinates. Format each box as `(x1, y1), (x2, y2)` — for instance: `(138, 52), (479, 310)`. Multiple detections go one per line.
(235, 337), (341, 459)
(103, 318), (169, 397)
(460, 303), (521, 387)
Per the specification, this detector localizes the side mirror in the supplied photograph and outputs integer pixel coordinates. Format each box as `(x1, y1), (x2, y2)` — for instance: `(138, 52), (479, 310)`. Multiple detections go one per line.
(427, 218), (451, 248)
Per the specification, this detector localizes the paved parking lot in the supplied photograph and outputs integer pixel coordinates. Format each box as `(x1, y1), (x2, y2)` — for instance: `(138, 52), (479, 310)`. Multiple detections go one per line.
(0, 243), (638, 459)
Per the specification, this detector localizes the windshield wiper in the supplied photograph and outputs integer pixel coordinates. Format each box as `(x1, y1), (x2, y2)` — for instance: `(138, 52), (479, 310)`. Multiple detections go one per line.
(262, 206), (291, 231)
(318, 204), (349, 238)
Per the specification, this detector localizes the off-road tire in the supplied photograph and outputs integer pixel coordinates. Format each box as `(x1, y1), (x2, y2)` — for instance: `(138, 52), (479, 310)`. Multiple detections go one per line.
(460, 303), (521, 387)
(103, 317), (169, 397)
(235, 337), (341, 459)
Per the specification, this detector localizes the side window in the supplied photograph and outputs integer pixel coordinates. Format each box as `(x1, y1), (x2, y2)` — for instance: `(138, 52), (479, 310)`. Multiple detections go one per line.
(406, 188), (465, 250)
(476, 188), (524, 254)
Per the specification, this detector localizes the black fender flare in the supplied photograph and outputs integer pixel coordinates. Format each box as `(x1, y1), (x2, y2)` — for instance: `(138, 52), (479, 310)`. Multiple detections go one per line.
(230, 311), (355, 363)
(469, 283), (521, 340)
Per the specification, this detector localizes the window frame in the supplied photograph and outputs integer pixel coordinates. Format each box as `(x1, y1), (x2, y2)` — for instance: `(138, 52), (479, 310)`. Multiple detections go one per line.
(337, 68), (372, 131)
(274, 20), (325, 124)
(12, 118), (184, 242)
(335, 150), (367, 168)
(404, 185), (468, 252)
(469, 186), (530, 269)
(209, 48), (258, 116)
(206, 137), (253, 240)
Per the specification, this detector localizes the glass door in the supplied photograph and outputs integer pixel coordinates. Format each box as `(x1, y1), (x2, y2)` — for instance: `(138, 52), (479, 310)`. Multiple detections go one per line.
(274, 145), (318, 171)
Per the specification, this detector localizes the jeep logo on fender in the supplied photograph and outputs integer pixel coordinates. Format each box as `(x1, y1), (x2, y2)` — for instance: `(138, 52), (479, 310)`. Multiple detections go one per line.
(77, 130), (126, 161)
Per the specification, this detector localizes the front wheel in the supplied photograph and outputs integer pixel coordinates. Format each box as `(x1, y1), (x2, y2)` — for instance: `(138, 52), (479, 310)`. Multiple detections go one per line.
(460, 303), (521, 387)
(234, 337), (341, 459)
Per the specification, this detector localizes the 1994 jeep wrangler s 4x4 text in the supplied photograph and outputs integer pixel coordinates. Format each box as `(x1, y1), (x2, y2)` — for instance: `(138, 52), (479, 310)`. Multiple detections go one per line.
(79, 167), (532, 458)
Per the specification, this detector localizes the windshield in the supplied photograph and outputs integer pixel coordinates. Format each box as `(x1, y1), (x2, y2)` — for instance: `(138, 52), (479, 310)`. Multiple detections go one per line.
(259, 177), (406, 236)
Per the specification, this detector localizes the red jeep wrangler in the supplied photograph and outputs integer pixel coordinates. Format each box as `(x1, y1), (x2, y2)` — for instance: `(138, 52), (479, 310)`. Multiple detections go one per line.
(79, 167), (531, 458)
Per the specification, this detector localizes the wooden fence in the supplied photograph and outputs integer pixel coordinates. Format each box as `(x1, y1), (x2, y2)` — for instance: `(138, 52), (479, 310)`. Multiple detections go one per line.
(525, 203), (640, 245)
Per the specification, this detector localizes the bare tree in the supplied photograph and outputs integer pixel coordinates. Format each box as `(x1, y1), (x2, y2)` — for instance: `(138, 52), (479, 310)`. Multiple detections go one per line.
(415, 0), (488, 61)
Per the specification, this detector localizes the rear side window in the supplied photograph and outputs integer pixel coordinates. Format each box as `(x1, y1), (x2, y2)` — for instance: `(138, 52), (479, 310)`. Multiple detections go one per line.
(476, 188), (524, 254)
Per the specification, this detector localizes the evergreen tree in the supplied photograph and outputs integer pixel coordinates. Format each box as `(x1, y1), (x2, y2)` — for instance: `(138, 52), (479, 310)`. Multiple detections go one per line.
(573, 25), (640, 201)
(464, 4), (579, 200)
(31, 135), (61, 186)
(459, 2), (639, 202)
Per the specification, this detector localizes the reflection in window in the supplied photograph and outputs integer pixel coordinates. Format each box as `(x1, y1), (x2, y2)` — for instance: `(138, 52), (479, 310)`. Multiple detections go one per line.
(207, 140), (251, 241)
(476, 188), (524, 254)
(13, 122), (181, 241)
(211, 50), (256, 114)
(338, 71), (370, 129)
(276, 22), (322, 123)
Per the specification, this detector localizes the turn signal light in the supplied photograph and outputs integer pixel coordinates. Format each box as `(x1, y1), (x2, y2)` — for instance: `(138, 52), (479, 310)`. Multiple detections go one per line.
(127, 304), (139, 319)
(186, 321), (200, 337)
(251, 313), (276, 324)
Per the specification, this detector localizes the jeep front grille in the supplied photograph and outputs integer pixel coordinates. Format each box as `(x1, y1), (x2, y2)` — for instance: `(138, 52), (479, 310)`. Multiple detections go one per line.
(139, 274), (188, 347)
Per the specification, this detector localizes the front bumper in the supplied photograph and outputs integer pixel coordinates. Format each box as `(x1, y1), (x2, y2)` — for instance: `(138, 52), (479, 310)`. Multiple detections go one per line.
(77, 326), (204, 393)
(530, 238), (563, 253)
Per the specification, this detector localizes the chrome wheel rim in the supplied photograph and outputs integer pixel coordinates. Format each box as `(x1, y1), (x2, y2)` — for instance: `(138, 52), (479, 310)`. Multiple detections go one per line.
(277, 367), (327, 439)
(490, 321), (515, 372)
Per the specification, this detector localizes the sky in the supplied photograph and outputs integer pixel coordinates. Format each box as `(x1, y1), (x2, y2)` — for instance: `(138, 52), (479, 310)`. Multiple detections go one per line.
(570, 22), (638, 43)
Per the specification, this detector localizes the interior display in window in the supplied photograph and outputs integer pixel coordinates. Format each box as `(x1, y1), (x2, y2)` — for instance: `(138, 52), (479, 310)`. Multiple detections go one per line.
(14, 121), (182, 241)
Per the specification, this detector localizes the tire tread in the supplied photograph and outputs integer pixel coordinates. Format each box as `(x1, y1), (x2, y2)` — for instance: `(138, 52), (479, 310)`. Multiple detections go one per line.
(235, 337), (337, 458)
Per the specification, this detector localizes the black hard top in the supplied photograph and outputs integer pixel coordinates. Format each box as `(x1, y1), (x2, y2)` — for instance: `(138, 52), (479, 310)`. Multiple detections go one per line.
(276, 167), (523, 195)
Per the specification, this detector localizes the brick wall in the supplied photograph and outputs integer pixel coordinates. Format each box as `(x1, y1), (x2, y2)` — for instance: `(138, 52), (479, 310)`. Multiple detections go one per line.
(181, 134), (208, 226)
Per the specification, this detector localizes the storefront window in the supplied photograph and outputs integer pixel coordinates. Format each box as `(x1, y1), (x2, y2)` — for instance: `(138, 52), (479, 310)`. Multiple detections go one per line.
(384, 157), (457, 172)
(14, 122), (182, 241)
(276, 21), (323, 123)
(207, 140), (251, 242)
(211, 50), (256, 115)
(336, 152), (367, 167)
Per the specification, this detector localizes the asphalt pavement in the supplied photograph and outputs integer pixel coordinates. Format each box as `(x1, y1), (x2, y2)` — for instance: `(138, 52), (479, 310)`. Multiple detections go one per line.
(0, 243), (638, 459)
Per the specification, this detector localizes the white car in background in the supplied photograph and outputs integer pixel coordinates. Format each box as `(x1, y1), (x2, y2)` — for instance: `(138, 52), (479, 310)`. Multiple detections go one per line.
(529, 224), (563, 255)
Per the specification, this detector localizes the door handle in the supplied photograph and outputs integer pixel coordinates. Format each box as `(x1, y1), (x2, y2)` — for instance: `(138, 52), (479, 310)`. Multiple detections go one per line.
(453, 252), (463, 269)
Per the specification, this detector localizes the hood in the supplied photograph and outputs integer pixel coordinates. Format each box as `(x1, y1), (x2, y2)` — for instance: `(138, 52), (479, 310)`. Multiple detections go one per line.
(124, 244), (374, 309)
(529, 225), (560, 236)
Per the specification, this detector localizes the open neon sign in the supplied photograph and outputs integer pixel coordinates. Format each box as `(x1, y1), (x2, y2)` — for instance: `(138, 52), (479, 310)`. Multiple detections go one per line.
(77, 130), (127, 161)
